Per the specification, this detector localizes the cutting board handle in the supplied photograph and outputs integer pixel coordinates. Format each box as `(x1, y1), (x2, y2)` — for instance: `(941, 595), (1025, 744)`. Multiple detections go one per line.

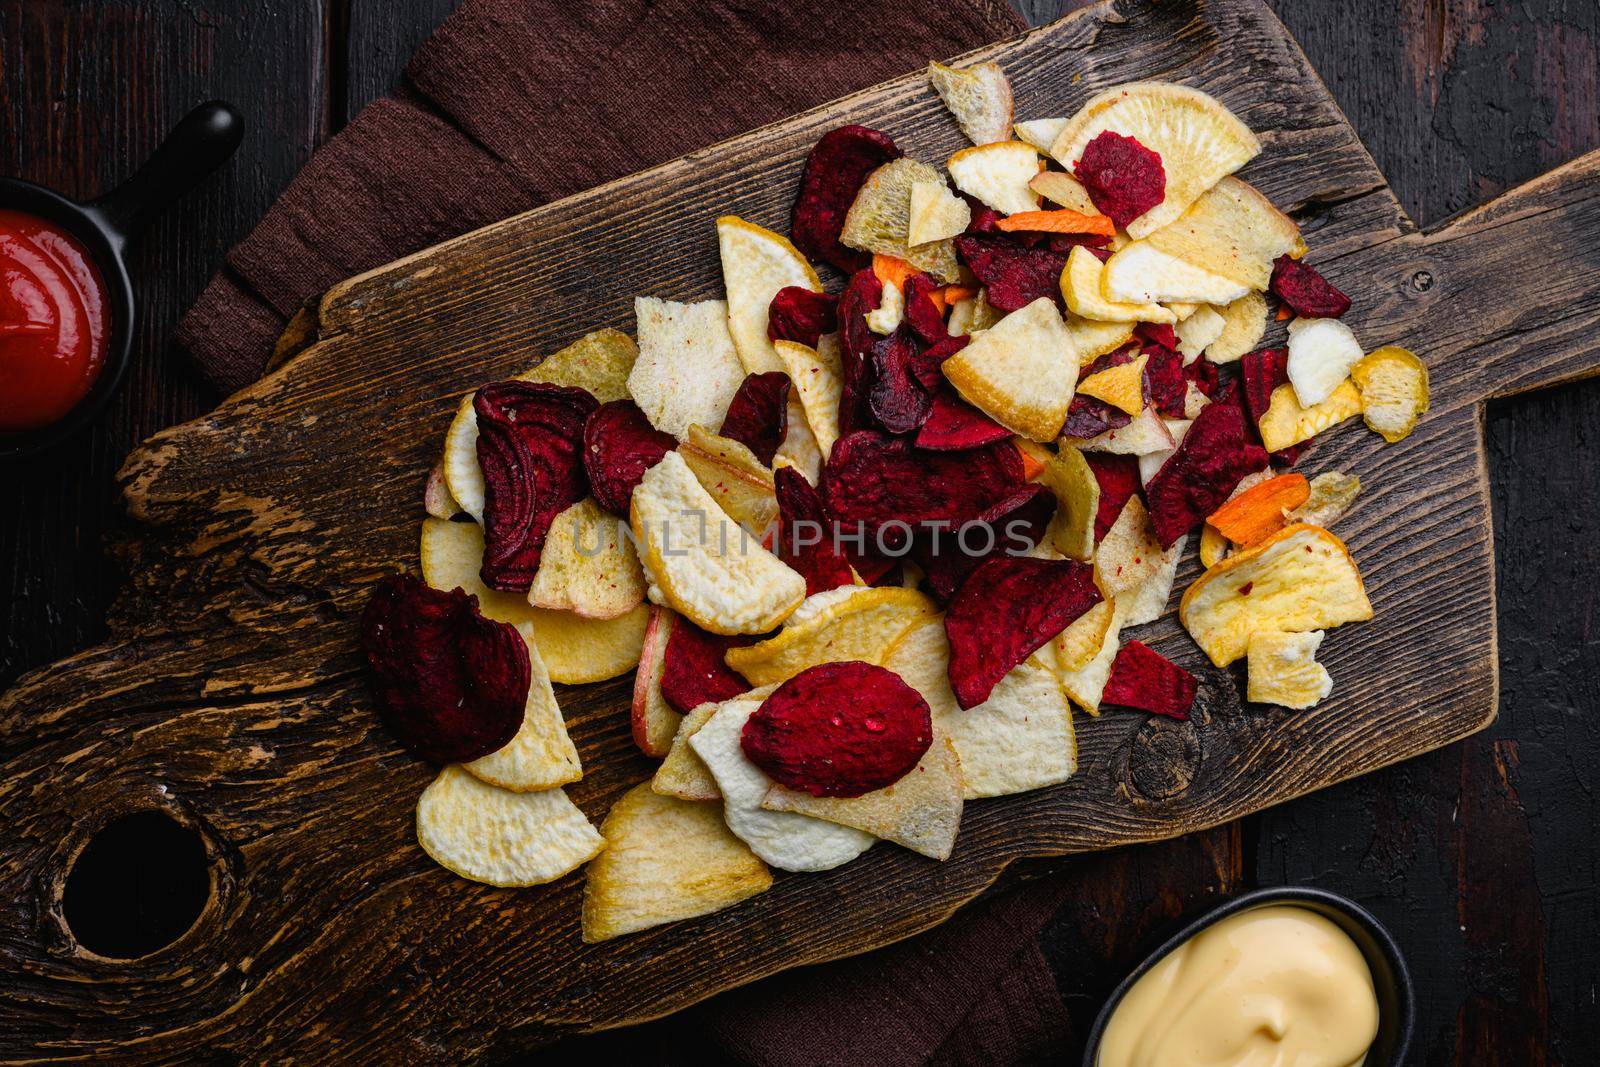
(1411, 148), (1600, 406)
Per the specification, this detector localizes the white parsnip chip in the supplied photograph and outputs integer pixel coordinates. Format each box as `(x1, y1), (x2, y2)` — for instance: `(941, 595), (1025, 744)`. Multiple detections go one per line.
(629, 296), (747, 440)
(416, 766), (603, 887)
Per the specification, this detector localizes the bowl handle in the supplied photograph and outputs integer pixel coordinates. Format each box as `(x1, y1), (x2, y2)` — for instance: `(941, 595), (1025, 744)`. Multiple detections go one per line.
(87, 101), (244, 246)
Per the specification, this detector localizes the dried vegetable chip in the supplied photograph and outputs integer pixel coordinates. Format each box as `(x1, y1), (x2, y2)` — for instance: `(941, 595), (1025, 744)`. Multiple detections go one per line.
(1351, 345), (1429, 443)
(947, 141), (1044, 215)
(680, 424), (780, 533)
(582, 783), (771, 942)
(527, 497), (647, 619)
(416, 767), (603, 888)
(954, 234), (1068, 313)
(1271, 254), (1351, 318)
(524, 327), (638, 403)
(629, 296), (747, 439)
(661, 616), (756, 714)
(465, 624), (582, 791)
(928, 60), (1014, 145)
(841, 157), (962, 282)
(1258, 380), (1363, 453)
(1144, 396), (1269, 547)
(632, 606), (679, 757)
(1287, 471), (1361, 528)
(726, 586), (937, 686)
(942, 296), (1079, 441)
(945, 555), (1102, 708)
(1061, 245), (1176, 324)
(1077, 352), (1149, 415)
(584, 399), (676, 515)
(774, 336), (844, 459)
(767, 286), (838, 348)
(652, 699), (728, 802)
(1206, 472), (1309, 547)
(1094, 495), (1164, 598)
(915, 387), (1014, 450)
(791, 124), (902, 273)
(1206, 291), (1268, 364)
(916, 484), (1055, 601)
(718, 215), (822, 375)
(1287, 316), (1363, 407)
(1102, 640), (1197, 719)
(773, 464), (857, 595)
(720, 371), (791, 465)
(742, 662), (933, 798)
(1246, 630), (1334, 708)
(1039, 444), (1100, 561)
(1071, 130), (1165, 231)
(908, 179), (974, 246)
(424, 460), (461, 520)
(867, 324), (936, 434)
(475, 381), (597, 591)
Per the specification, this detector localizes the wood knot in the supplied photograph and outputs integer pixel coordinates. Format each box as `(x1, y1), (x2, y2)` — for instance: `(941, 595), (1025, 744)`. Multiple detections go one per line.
(1123, 713), (1202, 803)
(1410, 269), (1434, 292)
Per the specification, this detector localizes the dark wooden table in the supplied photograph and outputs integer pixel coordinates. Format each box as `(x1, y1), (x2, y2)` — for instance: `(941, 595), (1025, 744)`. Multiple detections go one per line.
(2, 1), (1595, 1062)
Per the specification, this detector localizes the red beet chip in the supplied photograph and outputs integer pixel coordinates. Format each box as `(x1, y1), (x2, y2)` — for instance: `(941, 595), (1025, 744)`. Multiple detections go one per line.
(1046, 232), (1112, 255)
(742, 661), (932, 798)
(1080, 343), (1139, 378)
(822, 429), (1024, 553)
(916, 484), (1055, 602)
(838, 268), (885, 434)
(954, 234), (1069, 313)
(909, 334), (967, 391)
(1061, 393), (1133, 440)
(867, 325), (935, 435)
(360, 573), (529, 763)
(945, 556), (1103, 709)
(773, 465), (856, 596)
(791, 125), (903, 273)
(916, 388), (1012, 450)
(1184, 353), (1220, 398)
(476, 381), (597, 591)
(964, 196), (1003, 234)
(1135, 322), (1179, 351)
(1073, 131), (1166, 231)
(767, 286), (839, 347)
(902, 273), (948, 344)
(1240, 347), (1289, 424)
(1144, 347), (1189, 418)
(720, 371), (791, 465)
(1085, 453), (1141, 541)
(1144, 396), (1268, 548)
(1102, 640), (1197, 720)
(584, 399), (675, 516)
(1270, 255), (1351, 319)
(660, 617), (756, 715)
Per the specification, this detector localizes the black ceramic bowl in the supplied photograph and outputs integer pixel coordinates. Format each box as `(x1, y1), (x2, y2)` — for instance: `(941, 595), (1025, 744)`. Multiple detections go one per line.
(1082, 885), (1415, 1067)
(0, 101), (242, 460)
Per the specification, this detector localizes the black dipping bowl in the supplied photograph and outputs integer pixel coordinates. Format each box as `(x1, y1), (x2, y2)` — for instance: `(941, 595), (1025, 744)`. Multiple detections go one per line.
(0, 101), (242, 460)
(1082, 885), (1415, 1067)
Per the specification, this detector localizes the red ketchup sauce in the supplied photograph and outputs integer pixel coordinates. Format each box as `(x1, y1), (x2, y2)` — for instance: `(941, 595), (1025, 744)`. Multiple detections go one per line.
(0, 209), (110, 433)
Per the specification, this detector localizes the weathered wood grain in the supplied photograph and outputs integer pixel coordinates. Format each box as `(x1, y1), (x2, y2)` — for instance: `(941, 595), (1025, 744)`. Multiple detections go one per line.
(2, 0), (1598, 1059)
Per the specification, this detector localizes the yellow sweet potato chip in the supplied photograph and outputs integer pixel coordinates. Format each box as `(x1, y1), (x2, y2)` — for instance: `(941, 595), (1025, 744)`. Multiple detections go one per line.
(1351, 345), (1430, 443)
(523, 328), (638, 402)
(1038, 443), (1099, 561)
(725, 586), (937, 686)
(1076, 352), (1149, 416)
(680, 424), (780, 534)
(1257, 380), (1363, 453)
(1061, 245), (1176, 324)
(943, 296), (1079, 441)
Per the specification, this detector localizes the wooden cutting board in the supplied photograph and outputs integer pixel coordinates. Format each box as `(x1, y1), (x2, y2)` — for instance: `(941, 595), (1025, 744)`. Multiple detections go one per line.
(4, 0), (1599, 1058)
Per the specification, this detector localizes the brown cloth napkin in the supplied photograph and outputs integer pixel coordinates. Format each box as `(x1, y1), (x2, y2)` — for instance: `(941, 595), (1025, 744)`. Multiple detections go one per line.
(177, 0), (1027, 392)
(177, 0), (1085, 1061)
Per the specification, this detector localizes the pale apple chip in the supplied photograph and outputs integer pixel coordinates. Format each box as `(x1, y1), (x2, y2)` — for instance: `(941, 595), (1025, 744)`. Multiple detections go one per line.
(1053, 598), (1115, 671)
(419, 517), (647, 683)
(763, 730), (963, 859)
(725, 586), (937, 686)
(1039, 443), (1099, 561)
(1014, 117), (1069, 154)
(632, 605), (679, 757)
(690, 695), (875, 872)
(424, 459), (461, 520)
(1110, 177), (1301, 301)
(464, 623), (583, 791)
(1247, 630), (1334, 709)
(1286, 471), (1361, 528)
(1138, 417), (1192, 485)
(841, 158), (962, 282)
(774, 336), (843, 460)
(908, 180), (972, 246)
(1174, 305), (1226, 360)
(946, 141), (1043, 216)
(680, 424), (780, 534)
(527, 497), (646, 619)
(1180, 523), (1373, 667)
(416, 766), (603, 887)
(1028, 168), (1096, 214)
(718, 216), (822, 375)
(1061, 244), (1176, 324)
(1351, 345), (1430, 443)
(1206, 291), (1269, 364)
(582, 782), (772, 943)
(943, 296), (1079, 441)
(1102, 241), (1247, 306)
(884, 620), (1076, 798)
(631, 451), (804, 635)
(1065, 315), (1137, 366)
(1057, 598), (1130, 713)
(928, 60), (1014, 145)
(1287, 316), (1365, 408)
(774, 394), (824, 484)
(652, 701), (723, 801)
(1049, 84), (1261, 239)
(628, 296), (747, 439)
(1077, 352), (1148, 415)
(1199, 523), (1230, 568)
(1119, 534), (1186, 627)
(865, 276), (904, 335)
(524, 328), (638, 402)
(1094, 494), (1164, 597)
(1063, 405), (1176, 455)
(1258, 380), (1363, 453)
(442, 393), (487, 522)
(947, 288), (1007, 336)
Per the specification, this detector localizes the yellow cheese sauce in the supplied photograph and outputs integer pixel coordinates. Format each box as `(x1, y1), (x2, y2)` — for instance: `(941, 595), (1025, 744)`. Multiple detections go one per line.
(1098, 905), (1379, 1067)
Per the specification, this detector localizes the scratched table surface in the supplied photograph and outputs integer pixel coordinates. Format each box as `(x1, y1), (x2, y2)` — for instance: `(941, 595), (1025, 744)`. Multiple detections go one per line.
(1, 0), (1595, 1062)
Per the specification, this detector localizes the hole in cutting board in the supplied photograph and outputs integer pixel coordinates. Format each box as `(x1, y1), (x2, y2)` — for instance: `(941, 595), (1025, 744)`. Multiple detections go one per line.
(62, 810), (210, 958)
